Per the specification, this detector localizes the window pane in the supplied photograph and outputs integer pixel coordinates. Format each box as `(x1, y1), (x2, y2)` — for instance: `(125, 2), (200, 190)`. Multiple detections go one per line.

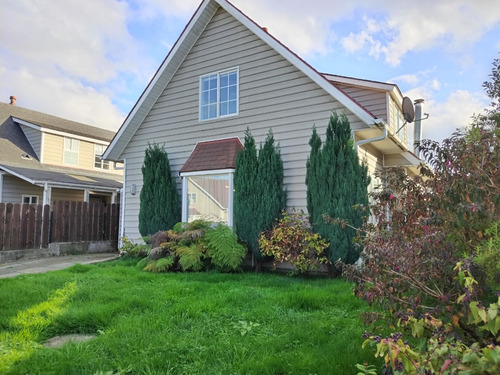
(209, 104), (217, 119)
(228, 100), (237, 115)
(209, 88), (217, 103)
(220, 102), (228, 116)
(229, 85), (237, 100)
(23, 196), (30, 204)
(220, 74), (228, 87)
(209, 76), (217, 88)
(201, 91), (209, 105)
(187, 174), (229, 224)
(32, 197), (38, 204)
(201, 106), (209, 120)
(228, 71), (237, 85)
(220, 87), (228, 102)
(201, 77), (210, 91)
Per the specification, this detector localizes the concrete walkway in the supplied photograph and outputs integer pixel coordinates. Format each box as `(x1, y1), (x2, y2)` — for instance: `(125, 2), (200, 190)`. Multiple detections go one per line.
(0, 253), (120, 279)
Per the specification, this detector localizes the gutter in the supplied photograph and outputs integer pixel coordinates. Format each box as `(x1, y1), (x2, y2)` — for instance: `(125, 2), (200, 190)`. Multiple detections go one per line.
(354, 119), (387, 152)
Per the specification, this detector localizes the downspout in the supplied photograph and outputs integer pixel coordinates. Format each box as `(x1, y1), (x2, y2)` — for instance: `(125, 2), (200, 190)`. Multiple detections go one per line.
(119, 159), (127, 246)
(354, 119), (387, 152)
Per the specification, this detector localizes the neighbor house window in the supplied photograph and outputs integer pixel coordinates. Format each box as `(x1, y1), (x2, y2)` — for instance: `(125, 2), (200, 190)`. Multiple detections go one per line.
(181, 171), (234, 226)
(200, 68), (238, 121)
(22, 195), (39, 204)
(63, 137), (79, 165)
(94, 144), (110, 170)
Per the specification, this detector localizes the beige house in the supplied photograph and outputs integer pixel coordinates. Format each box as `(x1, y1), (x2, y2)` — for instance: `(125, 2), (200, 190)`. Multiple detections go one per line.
(0, 99), (123, 206)
(103, 0), (421, 242)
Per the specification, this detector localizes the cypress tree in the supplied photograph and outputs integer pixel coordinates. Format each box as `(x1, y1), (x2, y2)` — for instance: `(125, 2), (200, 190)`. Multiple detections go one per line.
(234, 128), (287, 269)
(233, 128), (261, 259)
(306, 112), (370, 267)
(257, 129), (287, 232)
(138, 143), (180, 236)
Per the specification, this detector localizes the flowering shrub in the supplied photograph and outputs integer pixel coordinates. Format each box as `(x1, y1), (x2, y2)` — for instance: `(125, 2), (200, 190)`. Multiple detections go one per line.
(348, 57), (500, 374)
(259, 210), (330, 274)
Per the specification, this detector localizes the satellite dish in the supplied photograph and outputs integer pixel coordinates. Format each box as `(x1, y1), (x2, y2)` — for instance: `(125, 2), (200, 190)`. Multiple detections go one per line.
(402, 96), (415, 123)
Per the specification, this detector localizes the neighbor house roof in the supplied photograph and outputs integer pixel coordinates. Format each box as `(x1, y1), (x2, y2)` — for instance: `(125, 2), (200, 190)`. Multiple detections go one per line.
(0, 102), (121, 191)
(180, 137), (243, 173)
(103, 0), (382, 162)
(0, 102), (115, 142)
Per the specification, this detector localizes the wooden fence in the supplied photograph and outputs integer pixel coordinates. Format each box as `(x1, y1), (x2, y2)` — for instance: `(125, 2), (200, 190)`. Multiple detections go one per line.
(0, 201), (120, 251)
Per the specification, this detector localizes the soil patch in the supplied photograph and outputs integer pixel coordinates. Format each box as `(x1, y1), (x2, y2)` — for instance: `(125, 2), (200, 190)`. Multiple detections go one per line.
(43, 334), (96, 348)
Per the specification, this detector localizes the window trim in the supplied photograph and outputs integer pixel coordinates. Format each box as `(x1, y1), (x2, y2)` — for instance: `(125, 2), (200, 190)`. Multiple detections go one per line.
(199, 67), (239, 121)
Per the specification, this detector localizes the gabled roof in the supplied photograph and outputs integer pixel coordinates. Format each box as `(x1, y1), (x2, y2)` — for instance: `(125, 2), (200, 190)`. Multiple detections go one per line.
(0, 102), (115, 142)
(180, 137), (243, 173)
(103, 0), (381, 162)
(0, 102), (121, 191)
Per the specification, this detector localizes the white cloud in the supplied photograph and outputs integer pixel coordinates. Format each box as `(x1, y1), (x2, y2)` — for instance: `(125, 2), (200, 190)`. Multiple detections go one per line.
(1, 0), (142, 83)
(232, 0), (356, 57)
(413, 90), (487, 143)
(1, 67), (124, 131)
(340, 0), (500, 66)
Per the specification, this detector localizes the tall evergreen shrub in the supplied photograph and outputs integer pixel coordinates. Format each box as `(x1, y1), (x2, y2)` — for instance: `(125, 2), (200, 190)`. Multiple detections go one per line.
(306, 112), (370, 266)
(234, 128), (287, 264)
(257, 129), (287, 233)
(138, 143), (180, 236)
(233, 129), (261, 258)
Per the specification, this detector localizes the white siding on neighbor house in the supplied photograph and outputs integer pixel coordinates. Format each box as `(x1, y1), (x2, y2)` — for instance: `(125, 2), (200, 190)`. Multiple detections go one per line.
(19, 125), (42, 160)
(118, 7), (377, 241)
(1, 175), (43, 203)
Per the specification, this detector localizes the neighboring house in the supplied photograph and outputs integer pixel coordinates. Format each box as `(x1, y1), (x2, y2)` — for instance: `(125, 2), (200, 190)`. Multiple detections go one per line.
(0, 98), (123, 206)
(103, 0), (421, 243)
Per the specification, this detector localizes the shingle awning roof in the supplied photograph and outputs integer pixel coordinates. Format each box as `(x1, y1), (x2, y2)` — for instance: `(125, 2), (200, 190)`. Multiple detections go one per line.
(180, 137), (243, 173)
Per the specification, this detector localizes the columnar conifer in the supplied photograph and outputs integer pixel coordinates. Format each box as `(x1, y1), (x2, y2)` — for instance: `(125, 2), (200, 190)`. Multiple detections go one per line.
(233, 128), (261, 258)
(306, 113), (370, 266)
(139, 143), (180, 236)
(234, 128), (286, 267)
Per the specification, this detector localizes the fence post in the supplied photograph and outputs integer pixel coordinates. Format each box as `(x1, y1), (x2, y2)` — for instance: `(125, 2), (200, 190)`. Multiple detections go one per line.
(0, 203), (5, 251)
(11, 204), (21, 250)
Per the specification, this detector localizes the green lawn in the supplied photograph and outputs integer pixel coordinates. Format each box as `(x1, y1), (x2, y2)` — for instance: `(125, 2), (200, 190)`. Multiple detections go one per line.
(0, 259), (378, 374)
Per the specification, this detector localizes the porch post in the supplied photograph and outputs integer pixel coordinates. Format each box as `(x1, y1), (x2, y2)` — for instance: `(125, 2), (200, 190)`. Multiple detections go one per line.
(42, 182), (52, 205)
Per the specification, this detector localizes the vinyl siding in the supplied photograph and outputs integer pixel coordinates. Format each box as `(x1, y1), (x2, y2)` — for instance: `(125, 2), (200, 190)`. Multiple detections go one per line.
(118, 7), (379, 241)
(19, 125), (42, 159)
(41, 133), (120, 175)
(1, 175), (43, 203)
(51, 188), (85, 202)
(335, 83), (387, 121)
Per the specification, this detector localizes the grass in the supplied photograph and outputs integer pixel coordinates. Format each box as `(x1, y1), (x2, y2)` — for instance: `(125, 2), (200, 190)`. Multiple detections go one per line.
(0, 259), (380, 374)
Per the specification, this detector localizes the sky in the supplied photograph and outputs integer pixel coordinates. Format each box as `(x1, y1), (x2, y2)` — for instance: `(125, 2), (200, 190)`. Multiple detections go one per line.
(1, 0), (499, 143)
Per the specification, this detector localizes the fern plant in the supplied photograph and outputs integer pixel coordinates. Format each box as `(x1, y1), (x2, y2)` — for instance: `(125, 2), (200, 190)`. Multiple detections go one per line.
(176, 244), (206, 271)
(205, 224), (246, 272)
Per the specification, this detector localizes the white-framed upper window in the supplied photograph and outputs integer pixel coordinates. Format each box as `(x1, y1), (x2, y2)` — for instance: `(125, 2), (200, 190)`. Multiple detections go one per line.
(94, 144), (110, 170)
(22, 195), (39, 204)
(63, 137), (79, 165)
(200, 68), (239, 121)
